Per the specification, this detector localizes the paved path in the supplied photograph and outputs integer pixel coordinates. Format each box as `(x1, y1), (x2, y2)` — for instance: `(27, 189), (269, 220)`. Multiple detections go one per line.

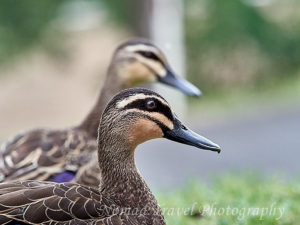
(136, 103), (300, 189)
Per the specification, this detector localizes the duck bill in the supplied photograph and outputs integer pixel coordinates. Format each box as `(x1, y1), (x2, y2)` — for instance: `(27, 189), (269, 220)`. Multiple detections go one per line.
(158, 67), (201, 97)
(164, 116), (221, 153)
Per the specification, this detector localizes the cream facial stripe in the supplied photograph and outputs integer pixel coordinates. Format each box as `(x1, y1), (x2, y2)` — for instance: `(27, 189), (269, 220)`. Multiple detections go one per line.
(124, 44), (168, 77)
(125, 109), (174, 130)
(135, 55), (166, 77)
(116, 94), (169, 109)
(125, 44), (161, 56)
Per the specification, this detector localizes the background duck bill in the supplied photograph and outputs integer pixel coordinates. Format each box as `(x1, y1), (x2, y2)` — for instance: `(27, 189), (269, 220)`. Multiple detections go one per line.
(164, 117), (221, 153)
(158, 67), (202, 97)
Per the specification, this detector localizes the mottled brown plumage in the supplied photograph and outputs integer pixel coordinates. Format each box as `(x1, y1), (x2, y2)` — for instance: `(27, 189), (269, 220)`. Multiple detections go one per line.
(0, 129), (96, 182)
(0, 88), (220, 224)
(0, 38), (201, 186)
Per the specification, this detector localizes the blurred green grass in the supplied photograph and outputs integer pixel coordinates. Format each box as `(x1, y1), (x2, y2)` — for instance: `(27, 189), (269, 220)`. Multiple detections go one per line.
(185, 0), (300, 94)
(156, 174), (300, 225)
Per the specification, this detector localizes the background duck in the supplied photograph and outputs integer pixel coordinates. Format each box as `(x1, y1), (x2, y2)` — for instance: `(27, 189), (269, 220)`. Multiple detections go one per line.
(0, 38), (201, 185)
(0, 88), (220, 225)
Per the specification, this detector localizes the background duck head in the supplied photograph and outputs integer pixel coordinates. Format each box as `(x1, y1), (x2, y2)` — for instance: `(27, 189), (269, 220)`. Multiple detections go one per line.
(80, 38), (201, 138)
(108, 38), (201, 96)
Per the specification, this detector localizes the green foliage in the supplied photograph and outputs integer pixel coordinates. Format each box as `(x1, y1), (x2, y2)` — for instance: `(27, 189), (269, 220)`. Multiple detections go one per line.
(98, 0), (137, 28)
(0, 0), (66, 60)
(1, 0), (299, 92)
(156, 174), (300, 225)
(0, 0), (134, 63)
(185, 0), (300, 93)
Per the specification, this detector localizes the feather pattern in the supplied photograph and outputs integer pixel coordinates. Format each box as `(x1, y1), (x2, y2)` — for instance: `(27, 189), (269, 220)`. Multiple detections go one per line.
(0, 129), (97, 184)
(0, 181), (143, 225)
(75, 155), (100, 187)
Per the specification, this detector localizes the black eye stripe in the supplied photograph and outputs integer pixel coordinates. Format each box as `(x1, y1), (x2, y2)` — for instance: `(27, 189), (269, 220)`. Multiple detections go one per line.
(124, 112), (170, 133)
(143, 115), (170, 133)
(123, 98), (173, 121)
(136, 51), (159, 60)
(136, 50), (165, 65)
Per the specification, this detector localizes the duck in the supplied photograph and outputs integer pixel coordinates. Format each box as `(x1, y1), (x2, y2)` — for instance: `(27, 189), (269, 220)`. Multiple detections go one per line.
(0, 88), (220, 225)
(0, 38), (201, 186)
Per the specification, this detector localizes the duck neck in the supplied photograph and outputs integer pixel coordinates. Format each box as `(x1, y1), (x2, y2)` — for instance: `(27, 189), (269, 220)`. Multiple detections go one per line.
(96, 109), (166, 224)
(77, 65), (125, 138)
(98, 137), (160, 212)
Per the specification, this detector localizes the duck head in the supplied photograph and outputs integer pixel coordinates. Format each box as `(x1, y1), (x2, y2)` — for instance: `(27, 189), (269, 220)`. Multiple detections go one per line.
(99, 88), (220, 153)
(110, 38), (201, 97)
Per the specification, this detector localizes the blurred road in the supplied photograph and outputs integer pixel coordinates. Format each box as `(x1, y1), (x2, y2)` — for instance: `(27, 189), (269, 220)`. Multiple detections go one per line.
(136, 103), (300, 189)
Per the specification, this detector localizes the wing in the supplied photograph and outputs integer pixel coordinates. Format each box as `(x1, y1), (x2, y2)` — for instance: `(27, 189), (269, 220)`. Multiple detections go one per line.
(75, 153), (101, 188)
(0, 181), (139, 225)
(0, 128), (97, 182)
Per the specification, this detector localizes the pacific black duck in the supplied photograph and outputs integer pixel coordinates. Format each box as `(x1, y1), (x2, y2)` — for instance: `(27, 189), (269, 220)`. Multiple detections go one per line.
(0, 88), (220, 225)
(0, 38), (201, 186)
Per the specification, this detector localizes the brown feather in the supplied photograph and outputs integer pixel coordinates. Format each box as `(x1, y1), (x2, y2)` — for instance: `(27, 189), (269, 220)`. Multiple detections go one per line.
(0, 181), (144, 224)
(0, 129), (97, 184)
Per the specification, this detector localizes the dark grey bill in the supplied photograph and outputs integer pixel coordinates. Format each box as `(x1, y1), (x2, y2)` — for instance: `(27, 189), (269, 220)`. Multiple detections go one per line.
(164, 116), (221, 153)
(158, 67), (201, 97)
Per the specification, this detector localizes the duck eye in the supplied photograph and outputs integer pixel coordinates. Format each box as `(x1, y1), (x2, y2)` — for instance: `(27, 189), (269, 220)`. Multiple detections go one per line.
(146, 100), (156, 110)
(144, 52), (153, 57)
